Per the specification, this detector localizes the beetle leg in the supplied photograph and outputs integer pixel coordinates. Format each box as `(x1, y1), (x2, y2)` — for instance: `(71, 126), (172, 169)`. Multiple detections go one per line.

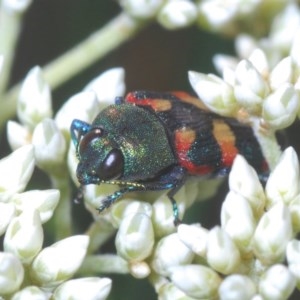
(97, 185), (143, 213)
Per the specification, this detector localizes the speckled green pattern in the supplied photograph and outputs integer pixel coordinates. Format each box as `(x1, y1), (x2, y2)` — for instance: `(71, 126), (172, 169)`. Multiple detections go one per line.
(92, 104), (176, 181)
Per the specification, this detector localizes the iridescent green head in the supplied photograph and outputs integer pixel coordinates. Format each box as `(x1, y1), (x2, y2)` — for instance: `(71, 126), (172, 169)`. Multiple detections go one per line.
(71, 103), (176, 186)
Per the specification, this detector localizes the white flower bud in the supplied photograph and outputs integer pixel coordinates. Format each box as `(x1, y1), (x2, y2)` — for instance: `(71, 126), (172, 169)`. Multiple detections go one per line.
(158, 282), (196, 300)
(213, 54), (238, 77)
(7, 120), (31, 150)
(266, 147), (300, 208)
(177, 223), (208, 256)
(207, 226), (241, 274)
(129, 261), (151, 279)
(119, 0), (163, 19)
(152, 233), (194, 276)
(0, 145), (35, 202)
(67, 142), (79, 185)
(248, 49), (269, 79)
(253, 202), (293, 265)
(221, 191), (256, 254)
(0, 202), (15, 236)
(31, 235), (89, 288)
(259, 264), (296, 300)
(32, 118), (67, 174)
(152, 195), (179, 237)
(55, 91), (99, 136)
(234, 60), (269, 114)
(169, 265), (221, 299)
(11, 286), (49, 300)
(229, 155), (265, 218)
(198, 1), (237, 32)
(262, 84), (299, 130)
(286, 239), (300, 284)
(270, 57), (293, 90)
(110, 200), (152, 228)
(0, 252), (24, 295)
(115, 213), (154, 262)
(235, 34), (257, 59)
(84, 67), (125, 105)
(289, 196), (300, 233)
(53, 277), (112, 300)
(4, 210), (43, 264)
(12, 189), (60, 223)
(157, 0), (197, 30)
(219, 274), (256, 300)
(188, 71), (237, 116)
(2, 0), (32, 13)
(17, 66), (52, 129)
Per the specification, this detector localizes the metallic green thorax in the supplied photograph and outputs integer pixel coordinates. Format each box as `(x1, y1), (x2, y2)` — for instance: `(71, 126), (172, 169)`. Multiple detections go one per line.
(91, 104), (176, 181)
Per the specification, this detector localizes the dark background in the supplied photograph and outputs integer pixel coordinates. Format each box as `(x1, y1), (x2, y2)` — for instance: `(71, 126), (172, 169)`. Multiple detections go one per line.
(4, 1), (300, 299)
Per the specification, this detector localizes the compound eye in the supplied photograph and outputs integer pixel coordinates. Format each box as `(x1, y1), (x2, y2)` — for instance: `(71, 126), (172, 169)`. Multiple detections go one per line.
(79, 128), (103, 156)
(98, 149), (124, 180)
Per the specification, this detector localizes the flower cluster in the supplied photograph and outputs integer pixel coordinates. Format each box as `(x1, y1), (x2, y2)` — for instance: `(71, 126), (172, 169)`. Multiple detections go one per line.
(0, 68), (126, 299)
(1, 0), (300, 299)
(119, 0), (288, 36)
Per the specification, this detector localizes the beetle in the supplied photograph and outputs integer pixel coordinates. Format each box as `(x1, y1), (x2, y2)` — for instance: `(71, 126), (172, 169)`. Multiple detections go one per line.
(71, 91), (267, 225)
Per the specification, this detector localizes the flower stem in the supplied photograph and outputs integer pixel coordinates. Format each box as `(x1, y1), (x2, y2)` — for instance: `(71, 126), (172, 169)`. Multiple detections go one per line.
(0, 12), (147, 128)
(78, 254), (129, 275)
(251, 117), (282, 170)
(50, 172), (72, 240)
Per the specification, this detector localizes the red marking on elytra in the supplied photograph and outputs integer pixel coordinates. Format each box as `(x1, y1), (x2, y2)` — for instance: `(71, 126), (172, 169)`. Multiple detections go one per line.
(174, 128), (213, 175)
(219, 141), (238, 167)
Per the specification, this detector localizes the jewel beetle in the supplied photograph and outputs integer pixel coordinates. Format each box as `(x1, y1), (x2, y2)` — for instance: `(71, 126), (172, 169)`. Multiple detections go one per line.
(71, 91), (267, 225)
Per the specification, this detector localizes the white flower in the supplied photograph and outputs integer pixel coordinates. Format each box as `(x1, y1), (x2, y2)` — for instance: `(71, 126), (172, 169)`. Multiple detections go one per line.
(219, 274), (256, 300)
(17, 66), (52, 130)
(229, 155), (265, 218)
(32, 118), (67, 174)
(55, 91), (99, 136)
(188, 71), (237, 116)
(119, 0), (163, 19)
(259, 264), (296, 300)
(169, 265), (221, 299)
(262, 84), (299, 130)
(115, 213), (154, 262)
(206, 226), (241, 274)
(0, 202), (15, 236)
(253, 202), (293, 265)
(286, 239), (300, 285)
(53, 277), (112, 300)
(1, 0), (32, 13)
(265, 147), (300, 208)
(0, 145), (35, 202)
(0, 252), (24, 295)
(158, 282), (196, 300)
(269, 57), (293, 90)
(151, 233), (194, 276)
(129, 261), (151, 279)
(11, 189), (60, 223)
(221, 191), (256, 254)
(6, 120), (31, 150)
(177, 223), (208, 256)
(234, 60), (269, 114)
(157, 0), (197, 30)
(110, 200), (152, 228)
(31, 235), (89, 288)
(11, 286), (48, 300)
(84, 67), (126, 105)
(4, 210), (43, 264)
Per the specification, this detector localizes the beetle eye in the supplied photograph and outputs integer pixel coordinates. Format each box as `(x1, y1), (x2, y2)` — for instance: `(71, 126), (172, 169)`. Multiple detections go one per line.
(97, 149), (124, 180)
(79, 128), (103, 156)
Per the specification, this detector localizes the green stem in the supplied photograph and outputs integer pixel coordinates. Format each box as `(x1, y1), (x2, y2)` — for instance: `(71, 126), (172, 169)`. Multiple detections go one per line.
(0, 4), (27, 95)
(50, 172), (72, 240)
(251, 117), (282, 170)
(0, 12), (147, 128)
(78, 254), (129, 276)
(86, 220), (116, 254)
